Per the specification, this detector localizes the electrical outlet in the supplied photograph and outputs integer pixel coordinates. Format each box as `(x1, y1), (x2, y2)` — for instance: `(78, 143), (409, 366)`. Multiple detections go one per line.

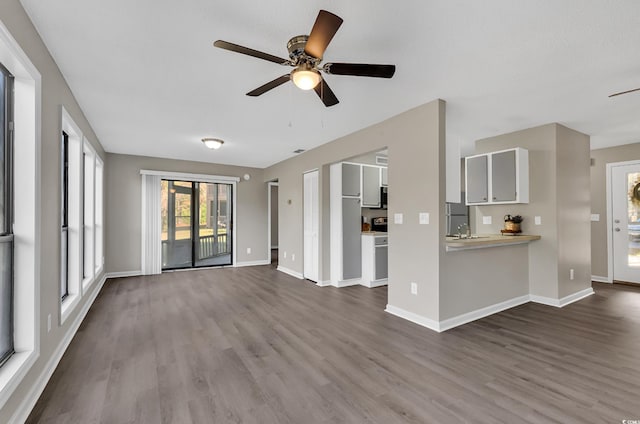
(410, 282), (418, 295)
(570, 269), (574, 280)
(284, 251), (287, 259)
(292, 254), (295, 261)
(394, 213), (403, 224)
(482, 216), (492, 225)
(246, 247), (251, 254)
(591, 214), (600, 222)
(535, 216), (542, 225)
(47, 314), (51, 333)
(419, 212), (429, 225)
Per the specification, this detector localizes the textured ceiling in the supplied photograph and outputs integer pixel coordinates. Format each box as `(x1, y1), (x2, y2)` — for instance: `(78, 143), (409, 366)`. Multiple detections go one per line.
(19, 0), (640, 167)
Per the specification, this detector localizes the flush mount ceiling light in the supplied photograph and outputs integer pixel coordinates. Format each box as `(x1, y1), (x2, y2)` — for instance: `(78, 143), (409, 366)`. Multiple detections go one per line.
(202, 138), (224, 149)
(291, 65), (321, 90)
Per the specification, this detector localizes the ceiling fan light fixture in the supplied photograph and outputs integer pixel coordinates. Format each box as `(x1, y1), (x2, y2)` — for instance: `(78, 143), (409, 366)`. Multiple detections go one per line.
(202, 138), (224, 149)
(291, 67), (321, 90)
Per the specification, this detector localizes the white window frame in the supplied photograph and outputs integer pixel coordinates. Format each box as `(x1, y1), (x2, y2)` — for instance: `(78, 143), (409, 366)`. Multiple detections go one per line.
(0, 19), (42, 409)
(82, 139), (95, 290)
(94, 157), (104, 276)
(60, 107), (83, 324)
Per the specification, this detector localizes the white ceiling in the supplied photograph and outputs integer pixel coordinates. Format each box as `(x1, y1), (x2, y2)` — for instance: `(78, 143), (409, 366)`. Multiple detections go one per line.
(19, 0), (640, 168)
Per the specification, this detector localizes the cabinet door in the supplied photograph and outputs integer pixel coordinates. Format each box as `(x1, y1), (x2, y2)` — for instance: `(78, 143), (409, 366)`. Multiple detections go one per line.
(362, 166), (381, 207)
(342, 197), (362, 280)
(342, 163), (361, 197)
(381, 167), (388, 186)
(374, 245), (388, 280)
(466, 155), (488, 203)
(491, 150), (517, 202)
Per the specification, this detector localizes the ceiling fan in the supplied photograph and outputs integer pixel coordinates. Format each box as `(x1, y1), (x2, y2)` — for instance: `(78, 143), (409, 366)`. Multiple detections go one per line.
(609, 87), (640, 97)
(213, 10), (396, 107)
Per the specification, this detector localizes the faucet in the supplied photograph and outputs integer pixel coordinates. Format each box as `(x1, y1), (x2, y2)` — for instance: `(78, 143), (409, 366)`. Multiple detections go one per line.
(456, 223), (469, 239)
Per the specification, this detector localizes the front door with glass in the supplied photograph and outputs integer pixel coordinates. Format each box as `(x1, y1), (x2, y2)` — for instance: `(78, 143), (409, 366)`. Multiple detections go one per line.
(612, 163), (640, 284)
(161, 180), (232, 269)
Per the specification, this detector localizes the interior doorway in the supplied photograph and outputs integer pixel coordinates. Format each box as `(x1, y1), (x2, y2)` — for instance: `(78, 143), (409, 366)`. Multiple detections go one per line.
(610, 161), (640, 284)
(268, 181), (279, 266)
(161, 180), (233, 269)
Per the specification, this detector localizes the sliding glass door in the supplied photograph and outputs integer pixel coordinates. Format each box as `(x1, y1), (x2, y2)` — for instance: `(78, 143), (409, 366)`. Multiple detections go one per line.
(161, 180), (232, 269)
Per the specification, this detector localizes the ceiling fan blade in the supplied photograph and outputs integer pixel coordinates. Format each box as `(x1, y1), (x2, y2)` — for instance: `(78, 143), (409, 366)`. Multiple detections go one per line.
(313, 78), (339, 107)
(246, 74), (291, 97)
(609, 87), (640, 98)
(304, 10), (343, 59)
(214, 40), (290, 65)
(324, 63), (396, 78)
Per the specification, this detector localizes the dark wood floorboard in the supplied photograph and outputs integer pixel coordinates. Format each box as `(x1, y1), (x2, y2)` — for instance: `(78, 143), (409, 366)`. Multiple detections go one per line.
(26, 268), (640, 424)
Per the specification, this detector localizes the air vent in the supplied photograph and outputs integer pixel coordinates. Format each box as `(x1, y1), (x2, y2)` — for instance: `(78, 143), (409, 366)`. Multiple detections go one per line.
(293, 149), (306, 154)
(376, 155), (388, 165)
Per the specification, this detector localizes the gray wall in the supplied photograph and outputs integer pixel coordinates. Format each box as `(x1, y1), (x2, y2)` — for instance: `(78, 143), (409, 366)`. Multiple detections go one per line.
(590, 142), (640, 278)
(471, 124), (591, 300)
(264, 100), (445, 321)
(0, 1), (106, 421)
(105, 153), (268, 273)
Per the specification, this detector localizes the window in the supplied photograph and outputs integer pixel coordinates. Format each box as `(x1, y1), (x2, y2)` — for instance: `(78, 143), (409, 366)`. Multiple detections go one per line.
(82, 144), (94, 282)
(60, 107), (82, 323)
(60, 132), (69, 299)
(0, 62), (14, 367)
(81, 139), (103, 288)
(0, 21), (40, 407)
(94, 158), (103, 274)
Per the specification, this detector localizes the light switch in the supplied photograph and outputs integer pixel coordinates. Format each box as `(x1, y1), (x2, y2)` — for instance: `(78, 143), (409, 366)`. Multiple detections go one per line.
(535, 216), (542, 225)
(482, 216), (492, 225)
(394, 213), (403, 224)
(591, 214), (600, 222)
(419, 212), (429, 225)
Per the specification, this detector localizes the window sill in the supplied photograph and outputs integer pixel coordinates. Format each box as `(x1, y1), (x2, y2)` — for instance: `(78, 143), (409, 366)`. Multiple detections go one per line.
(0, 350), (38, 409)
(82, 275), (94, 292)
(60, 293), (80, 325)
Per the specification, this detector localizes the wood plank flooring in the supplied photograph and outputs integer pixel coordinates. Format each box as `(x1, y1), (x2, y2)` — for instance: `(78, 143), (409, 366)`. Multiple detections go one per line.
(26, 266), (640, 423)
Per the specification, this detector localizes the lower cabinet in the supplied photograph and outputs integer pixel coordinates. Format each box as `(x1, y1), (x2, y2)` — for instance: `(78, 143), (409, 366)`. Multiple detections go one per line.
(361, 234), (388, 287)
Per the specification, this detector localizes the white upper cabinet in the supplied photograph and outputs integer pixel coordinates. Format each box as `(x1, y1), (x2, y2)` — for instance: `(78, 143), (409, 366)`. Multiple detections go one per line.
(465, 147), (529, 205)
(381, 167), (388, 186)
(362, 165), (381, 207)
(342, 163), (361, 197)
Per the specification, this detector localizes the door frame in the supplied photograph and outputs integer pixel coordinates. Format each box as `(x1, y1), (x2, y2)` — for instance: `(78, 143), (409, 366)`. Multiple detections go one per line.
(141, 169), (239, 270)
(303, 169), (320, 282)
(606, 159), (640, 283)
(267, 181), (278, 262)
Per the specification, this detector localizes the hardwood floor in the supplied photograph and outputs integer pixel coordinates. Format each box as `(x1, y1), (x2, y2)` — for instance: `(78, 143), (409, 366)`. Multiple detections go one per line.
(27, 267), (640, 423)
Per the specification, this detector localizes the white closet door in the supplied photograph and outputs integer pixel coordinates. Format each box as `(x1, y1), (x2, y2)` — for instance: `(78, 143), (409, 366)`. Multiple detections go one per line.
(303, 170), (319, 282)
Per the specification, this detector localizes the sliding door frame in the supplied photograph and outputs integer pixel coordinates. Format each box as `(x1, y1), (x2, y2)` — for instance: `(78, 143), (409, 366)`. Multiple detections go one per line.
(140, 170), (239, 272)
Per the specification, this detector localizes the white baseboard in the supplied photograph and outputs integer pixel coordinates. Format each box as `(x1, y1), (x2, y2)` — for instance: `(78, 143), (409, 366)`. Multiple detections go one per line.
(10, 274), (108, 424)
(105, 270), (141, 279)
(316, 280), (332, 287)
(235, 260), (270, 268)
(530, 287), (595, 308)
(332, 278), (362, 288)
(591, 275), (612, 283)
(361, 279), (388, 288)
(438, 295), (531, 332)
(277, 266), (304, 279)
(385, 304), (441, 332)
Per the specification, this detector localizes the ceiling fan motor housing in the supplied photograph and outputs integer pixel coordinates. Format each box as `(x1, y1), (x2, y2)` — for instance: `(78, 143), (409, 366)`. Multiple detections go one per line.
(287, 35), (319, 66)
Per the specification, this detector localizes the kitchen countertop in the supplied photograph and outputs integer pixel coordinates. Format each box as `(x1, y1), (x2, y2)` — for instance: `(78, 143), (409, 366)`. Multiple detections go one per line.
(362, 232), (388, 236)
(445, 234), (541, 251)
